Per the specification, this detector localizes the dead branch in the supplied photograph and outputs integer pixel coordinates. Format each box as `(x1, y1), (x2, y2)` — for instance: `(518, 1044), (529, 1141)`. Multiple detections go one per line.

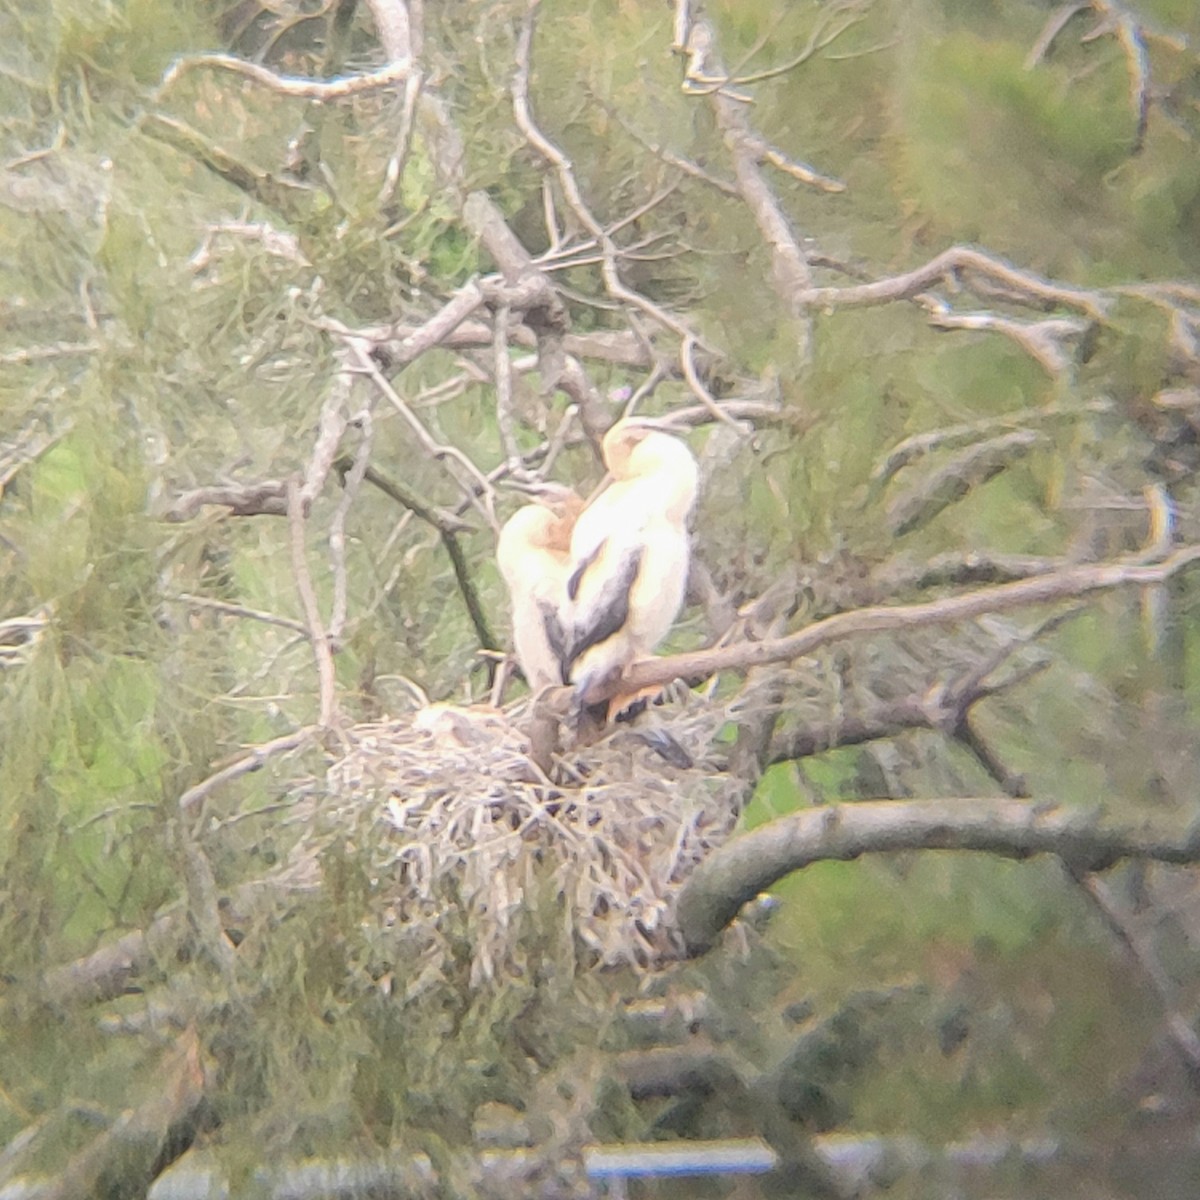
(795, 246), (1112, 320)
(344, 337), (499, 527)
(1026, 3), (1091, 68)
(179, 728), (319, 812)
(154, 52), (413, 102)
(876, 551), (1072, 594)
(140, 114), (311, 216)
(1088, 1), (1151, 154)
(287, 481), (339, 730)
(676, 798), (1200, 954)
(622, 544), (1200, 695)
(514, 2), (699, 346)
(163, 479), (289, 521)
(886, 429), (1044, 536)
(328, 409), (372, 641)
(733, 3), (870, 87)
(917, 294), (1095, 375)
(165, 594), (309, 637)
(681, 16), (815, 356)
(38, 869), (319, 1009)
(0, 341), (98, 366)
(871, 398), (1110, 488)
(342, 459), (500, 654)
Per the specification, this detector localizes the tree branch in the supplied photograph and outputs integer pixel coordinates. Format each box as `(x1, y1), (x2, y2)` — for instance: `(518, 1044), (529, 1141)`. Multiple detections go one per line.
(676, 799), (1200, 954)
(622, 544), (1200, 695)
(155, 52), (413, 102)
(794, 246), (1112, 320)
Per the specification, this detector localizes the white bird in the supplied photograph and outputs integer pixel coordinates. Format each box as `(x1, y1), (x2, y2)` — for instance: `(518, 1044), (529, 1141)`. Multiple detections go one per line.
(563, 418), (699, 716)
(495, 483), (584, 692)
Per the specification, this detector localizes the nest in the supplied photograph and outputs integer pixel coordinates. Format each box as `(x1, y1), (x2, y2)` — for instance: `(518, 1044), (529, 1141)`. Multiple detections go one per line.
(320, 695), (741, 986)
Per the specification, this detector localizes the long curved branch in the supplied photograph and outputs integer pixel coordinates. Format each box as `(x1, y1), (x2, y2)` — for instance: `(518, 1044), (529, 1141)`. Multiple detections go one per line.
(624, 544), (1200, 693)
(675, 799), (1200, 954)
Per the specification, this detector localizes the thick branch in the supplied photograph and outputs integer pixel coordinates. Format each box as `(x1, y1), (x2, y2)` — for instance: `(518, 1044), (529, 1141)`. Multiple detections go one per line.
(676, 799), (1200, 954)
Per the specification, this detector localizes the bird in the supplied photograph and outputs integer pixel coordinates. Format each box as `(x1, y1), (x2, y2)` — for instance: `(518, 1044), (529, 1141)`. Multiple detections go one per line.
(561, 418), (699, 719)
(495, 482), (584, 693)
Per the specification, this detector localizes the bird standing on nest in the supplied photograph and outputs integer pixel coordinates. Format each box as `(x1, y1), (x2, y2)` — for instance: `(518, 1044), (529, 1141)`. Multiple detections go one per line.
(562, 418), (699, 722)
(496, 482), (584, 692)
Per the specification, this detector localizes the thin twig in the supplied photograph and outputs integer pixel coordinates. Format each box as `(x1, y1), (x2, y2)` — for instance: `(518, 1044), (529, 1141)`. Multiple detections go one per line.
(288, 480), (339, 729)
(179, 728), (319, 812)
(167, 594), (310, 637)
(329, 407), (373, 641)
(513, 1), (702, 346)
(154, 52), (413, 103)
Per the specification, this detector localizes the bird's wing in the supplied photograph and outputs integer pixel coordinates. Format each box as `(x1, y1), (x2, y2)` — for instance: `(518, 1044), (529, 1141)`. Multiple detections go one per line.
(536, 598), (570, 684)
(563, 539), (644, 676)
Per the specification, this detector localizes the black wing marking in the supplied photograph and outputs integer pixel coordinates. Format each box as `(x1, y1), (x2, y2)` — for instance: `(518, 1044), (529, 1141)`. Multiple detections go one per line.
(537, 599), (570, 685)
(563, 542), (644, 677)
(566, 541), (603, 602)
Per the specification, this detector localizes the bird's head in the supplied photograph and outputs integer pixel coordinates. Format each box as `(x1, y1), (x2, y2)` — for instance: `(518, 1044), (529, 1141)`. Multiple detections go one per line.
(601, 418), (699, 519)
(507, 479), (584, 521)
(497, 481), (583, 562)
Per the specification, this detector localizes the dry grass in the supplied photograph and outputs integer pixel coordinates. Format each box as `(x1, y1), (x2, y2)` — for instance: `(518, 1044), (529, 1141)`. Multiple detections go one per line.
(319, 694), (742, 987)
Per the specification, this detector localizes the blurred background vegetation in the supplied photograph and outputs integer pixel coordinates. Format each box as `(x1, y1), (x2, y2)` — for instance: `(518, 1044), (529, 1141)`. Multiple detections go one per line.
(2, 0), (1199, 1195)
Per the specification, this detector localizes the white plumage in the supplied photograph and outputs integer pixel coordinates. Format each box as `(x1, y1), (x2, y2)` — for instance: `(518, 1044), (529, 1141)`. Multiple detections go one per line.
(563, 419), (699, 711)
(495, 485), (582, 692)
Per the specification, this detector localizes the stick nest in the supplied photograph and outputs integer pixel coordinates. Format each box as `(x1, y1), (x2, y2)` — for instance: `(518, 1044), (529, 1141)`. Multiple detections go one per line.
(320, 696), (741, 987)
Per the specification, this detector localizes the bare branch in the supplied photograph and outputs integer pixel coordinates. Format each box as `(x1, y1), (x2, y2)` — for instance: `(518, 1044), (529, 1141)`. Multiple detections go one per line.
(0, 341), (98, 366)
(347, 460), (500, 654)
(163, 480), (289, 521)
(1089, 1), (1151, 154)
(343, 337), (499, 529)
(179, 728), (319, 813)
(682, 17), (816, 355)
(513, 2), (700, 345)
(288, 480), (339, 730)
(1025, 3), (1090, 68)
(886, 430), (1044, 536)
(677, 799), (1200, 954)
(623, 544), (1200, 695)
(154, 52), (413, 103)
(329, 409), (373, 641)
(871, 399), (1110, 488)
(917, 295), (1094, 376)
(166, 594), (310, 637)
(796, 246), (1111, 320)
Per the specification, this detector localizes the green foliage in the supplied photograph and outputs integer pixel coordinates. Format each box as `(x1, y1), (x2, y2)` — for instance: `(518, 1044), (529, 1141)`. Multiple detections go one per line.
(1, 0), (1199, 1189)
